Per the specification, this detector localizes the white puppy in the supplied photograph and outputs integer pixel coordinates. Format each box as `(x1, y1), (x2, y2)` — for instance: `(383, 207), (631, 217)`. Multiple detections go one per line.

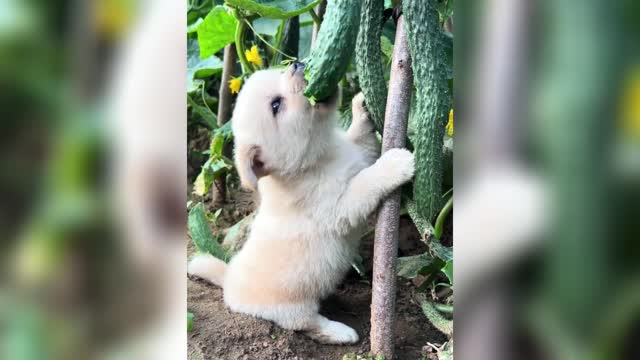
(188, 63), (414, 344)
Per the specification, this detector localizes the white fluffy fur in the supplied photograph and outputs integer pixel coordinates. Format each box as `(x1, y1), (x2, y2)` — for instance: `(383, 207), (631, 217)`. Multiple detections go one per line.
(188, 65), (414, 344)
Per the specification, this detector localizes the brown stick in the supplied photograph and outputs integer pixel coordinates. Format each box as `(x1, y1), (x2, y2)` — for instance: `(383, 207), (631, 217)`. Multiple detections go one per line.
(370, 15), (413, 359)
(310, 0), (326, 48)
(212, 44), (237, 206)
(217, 44), (236, 126)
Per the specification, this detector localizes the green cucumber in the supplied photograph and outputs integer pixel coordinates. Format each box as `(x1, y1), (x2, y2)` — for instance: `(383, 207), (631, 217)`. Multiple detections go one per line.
(403, 0), (451, 221)
(355, 0), (387, 132)
(304, 0), (362, 101)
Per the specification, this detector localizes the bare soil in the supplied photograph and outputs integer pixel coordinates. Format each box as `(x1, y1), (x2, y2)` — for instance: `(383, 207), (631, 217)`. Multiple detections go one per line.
(188, 273), (445, 360)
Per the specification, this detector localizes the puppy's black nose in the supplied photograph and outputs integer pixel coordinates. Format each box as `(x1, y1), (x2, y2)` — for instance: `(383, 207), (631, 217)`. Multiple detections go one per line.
(291, 61), (304, 74)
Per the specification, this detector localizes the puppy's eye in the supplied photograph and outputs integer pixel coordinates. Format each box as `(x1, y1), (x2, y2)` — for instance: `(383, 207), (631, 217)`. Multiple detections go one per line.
(271, 97), (282, 116)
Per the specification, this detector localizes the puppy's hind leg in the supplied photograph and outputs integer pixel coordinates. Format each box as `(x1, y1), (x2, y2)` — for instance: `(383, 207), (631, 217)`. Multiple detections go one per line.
(256, 303), (359, 344)
(187, 253), (226, 287)
(303, 314), (359, 344)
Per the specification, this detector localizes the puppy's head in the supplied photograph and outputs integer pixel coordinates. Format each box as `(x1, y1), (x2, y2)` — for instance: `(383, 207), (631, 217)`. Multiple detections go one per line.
(231, 62), (340, 191)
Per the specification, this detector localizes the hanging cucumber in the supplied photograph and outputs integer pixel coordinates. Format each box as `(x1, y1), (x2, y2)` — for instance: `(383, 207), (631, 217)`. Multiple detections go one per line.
(304, 0), (362, 101)
(403, 0), (451, 221)
(355, 0), (387, 132)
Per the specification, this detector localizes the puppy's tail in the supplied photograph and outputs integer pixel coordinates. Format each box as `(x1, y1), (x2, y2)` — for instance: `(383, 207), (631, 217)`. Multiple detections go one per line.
(187, 253), (227, 288)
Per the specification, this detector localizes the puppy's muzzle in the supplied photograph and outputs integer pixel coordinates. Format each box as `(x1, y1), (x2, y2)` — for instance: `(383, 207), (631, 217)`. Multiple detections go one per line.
(289, 61), (307, 93)
(290, 61), (305, 76)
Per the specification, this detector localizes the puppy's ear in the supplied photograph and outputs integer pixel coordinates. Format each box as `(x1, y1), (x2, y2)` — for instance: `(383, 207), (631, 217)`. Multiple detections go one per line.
(235, 144), (269, 191)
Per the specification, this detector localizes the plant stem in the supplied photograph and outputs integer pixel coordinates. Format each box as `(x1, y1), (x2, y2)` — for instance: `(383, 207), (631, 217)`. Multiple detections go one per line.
(270, 20), (287, 65)
(308, 8), (322, 27)
(370, 15), (413, 360)
(244, 19), (296, 62)
(433, 194), (452, 240)
(234, 17), (253, 74)
(213, 44), (237, 205)
(434, 303), (454, 314)
(277, 16), (299, 64)
(200, 84), (216, 120)
(217, 44), (236, 126)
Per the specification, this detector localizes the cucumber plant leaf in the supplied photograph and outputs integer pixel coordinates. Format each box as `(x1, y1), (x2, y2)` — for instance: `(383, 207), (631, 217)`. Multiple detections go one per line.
(187, 39), (223, 93)
(188, 203), (229, 262)
(226, 0), (321, 19)
(197, 6), (238, 59)
(253, 17), (282, 36)
(193, 132), (234, 196)
(397, 253), (434, 279)
(187, 94), (217, 128)
(441, 260), (453, 284)
(430, 241), (453, 262)
(187, 18), (203, 34)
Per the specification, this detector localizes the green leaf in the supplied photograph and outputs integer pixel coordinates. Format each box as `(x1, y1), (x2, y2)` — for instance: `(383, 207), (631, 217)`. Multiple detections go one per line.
(253, 17), (282, 36)
(209, 134), (225, 156)
(351, 254), (367, 278)
(226, 0), (321, 19)
(187, 94), (217, 127)
(441, 260), (453, 284)
(197, 6), (238, 59)
(213, 121), (234, 140)
(187, 18), (204, 33)
(192, 171), (209, 196)
(188, 203), (229, 261)
(187, 312), (195, 332)
(206, 208), (223, 223)
(222, 212), (256, 256)
(380, 35), (394, 64)
(210, 159), (231, 175)
(397, 253), (434, 279)
(430, 241), (452, 262)
(384, 0), (400, 10)
(187, 39), (223, 93)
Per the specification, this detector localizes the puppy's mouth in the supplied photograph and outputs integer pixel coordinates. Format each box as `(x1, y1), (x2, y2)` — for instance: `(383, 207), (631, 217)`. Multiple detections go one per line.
(289, 61), (307, 94)
(314, 88), (339, 108)
(288, 61), (339, 109)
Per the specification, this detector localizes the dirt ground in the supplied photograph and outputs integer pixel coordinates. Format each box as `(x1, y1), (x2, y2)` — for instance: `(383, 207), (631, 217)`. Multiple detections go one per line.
(187, 182), (449, 359)
(188, 273), (445, 360)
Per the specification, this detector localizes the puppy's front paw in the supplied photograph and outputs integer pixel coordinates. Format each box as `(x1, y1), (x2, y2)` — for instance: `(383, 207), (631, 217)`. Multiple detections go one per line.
(351, 92), (374, 132)
(352, 92), (367, 118)
(380, 148), (415, 184)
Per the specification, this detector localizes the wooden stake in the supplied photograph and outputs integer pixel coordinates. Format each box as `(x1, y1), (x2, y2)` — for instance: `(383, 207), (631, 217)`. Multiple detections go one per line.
(212, 44), (237, 206)
(370, 15), (413, 359)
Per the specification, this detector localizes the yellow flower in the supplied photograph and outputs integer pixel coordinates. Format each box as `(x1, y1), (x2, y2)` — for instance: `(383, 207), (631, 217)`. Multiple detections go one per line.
(94, 0), (134, 39)
(621, 67), (640, 140)
(446, 109), (454, 137)
(228, 77), (242, 94)
(245, 45), (263, 67)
